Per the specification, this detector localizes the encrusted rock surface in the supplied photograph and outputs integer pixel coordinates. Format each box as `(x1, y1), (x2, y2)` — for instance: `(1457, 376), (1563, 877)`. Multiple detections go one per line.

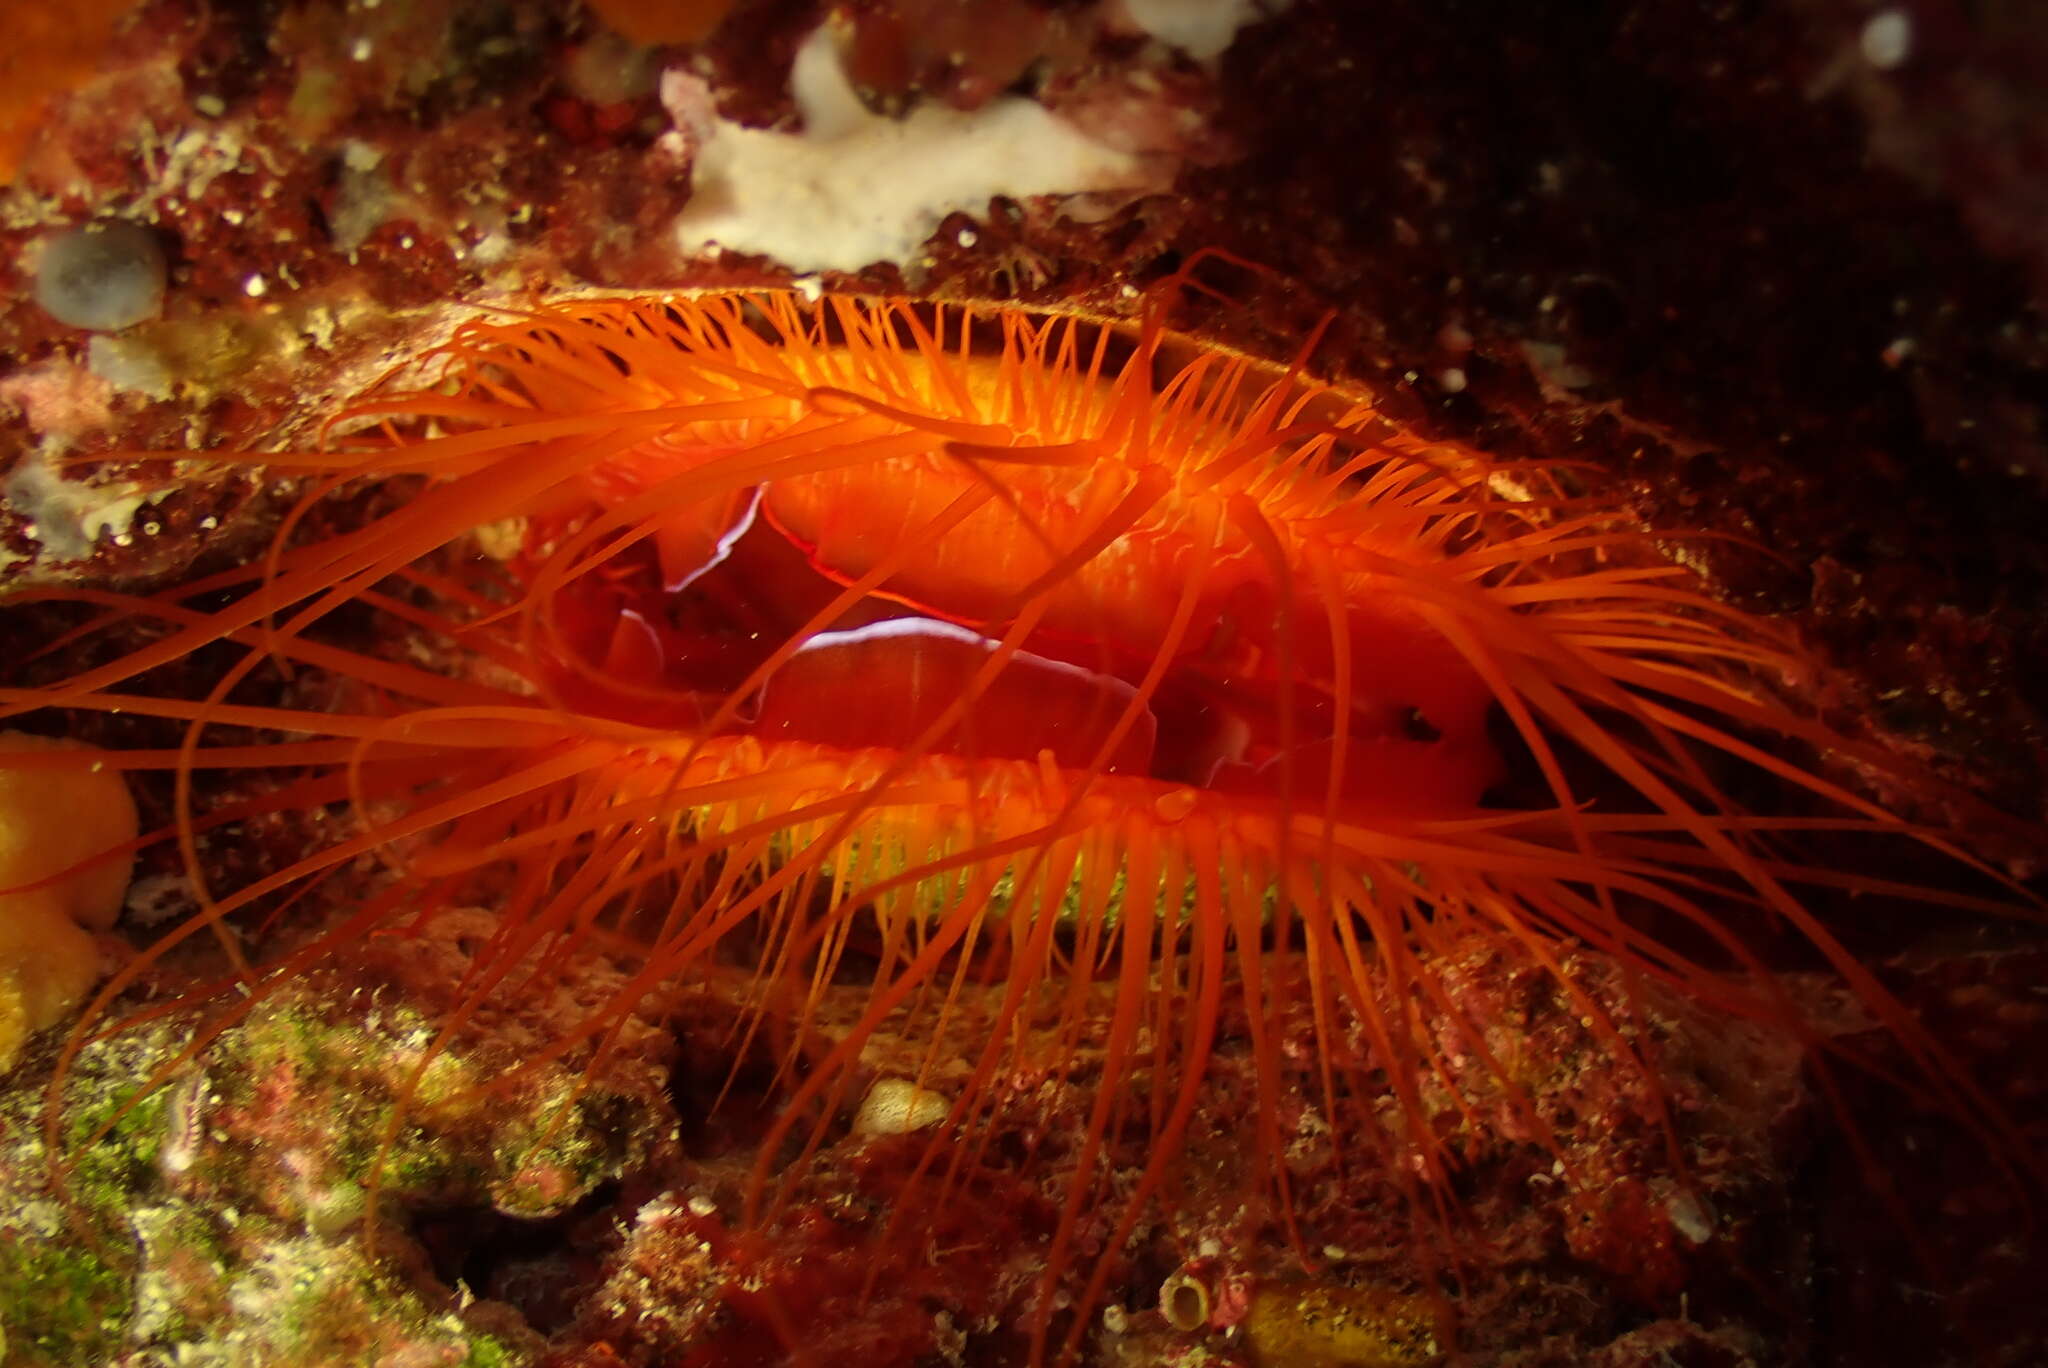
(3, 2), (2045, 1365)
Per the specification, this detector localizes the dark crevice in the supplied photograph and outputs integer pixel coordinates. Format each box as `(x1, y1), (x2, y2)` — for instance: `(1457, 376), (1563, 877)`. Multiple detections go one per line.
(415, 1179), (624, 1334)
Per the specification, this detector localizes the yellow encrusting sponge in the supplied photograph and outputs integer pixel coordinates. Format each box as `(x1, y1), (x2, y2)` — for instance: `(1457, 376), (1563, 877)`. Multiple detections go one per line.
(0, 731), (137, 1072)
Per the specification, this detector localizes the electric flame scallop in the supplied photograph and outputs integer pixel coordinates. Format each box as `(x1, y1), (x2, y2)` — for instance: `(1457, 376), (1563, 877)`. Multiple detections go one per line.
(1, 281), (2036, 1359)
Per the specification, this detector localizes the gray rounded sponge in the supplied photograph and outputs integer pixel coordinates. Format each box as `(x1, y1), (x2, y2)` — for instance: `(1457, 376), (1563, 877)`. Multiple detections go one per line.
(33, 221), (168, 332)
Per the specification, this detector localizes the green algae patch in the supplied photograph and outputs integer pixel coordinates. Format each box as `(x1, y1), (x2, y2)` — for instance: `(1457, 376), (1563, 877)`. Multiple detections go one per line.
(0, 1243), (130, 1368)
(61, 1079), (169, 1202)
(181, 1230), (532, 1367)
(490, 1077), (616, 1218)
(197, 991), (551, 1219)
(0, 936), (665, 1368)
(461, 1331), (523, 1368)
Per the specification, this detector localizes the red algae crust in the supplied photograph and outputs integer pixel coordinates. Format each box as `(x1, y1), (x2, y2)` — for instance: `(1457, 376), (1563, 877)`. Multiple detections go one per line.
(3, 2), (2048, 1367)
(0, 895), (1826, 1368)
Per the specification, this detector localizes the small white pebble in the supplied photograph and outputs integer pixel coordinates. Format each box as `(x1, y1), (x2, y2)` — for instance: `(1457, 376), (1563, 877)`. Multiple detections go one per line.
(1439, 366), (1468, 393)
(1668, 1189), (1714, 1245)
(956, 227), (978, 248)
(467, 230), (512, 266)
(242, 274), (267, 298)
(33, 222), (167, 331)
(341, 139), (385, 173)
(853, 1078), (950, 1135)
(1861, 11), (1912, 70)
